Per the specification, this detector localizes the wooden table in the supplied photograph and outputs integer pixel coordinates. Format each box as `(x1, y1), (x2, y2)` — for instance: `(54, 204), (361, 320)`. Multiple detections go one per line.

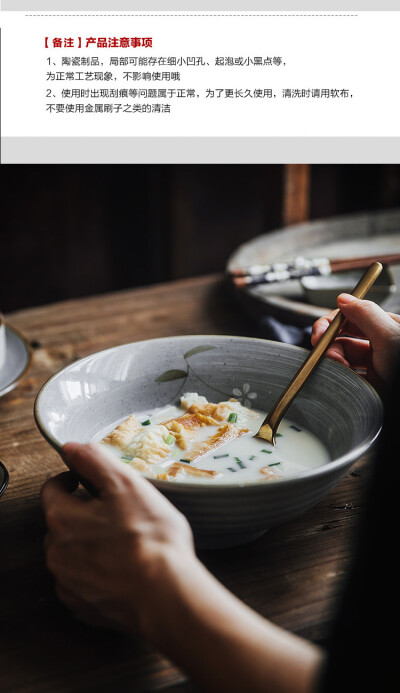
(0, 274), (372, 692)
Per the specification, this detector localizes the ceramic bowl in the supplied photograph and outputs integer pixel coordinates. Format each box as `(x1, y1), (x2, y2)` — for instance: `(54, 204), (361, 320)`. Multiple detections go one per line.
(34, 336), (383, 548)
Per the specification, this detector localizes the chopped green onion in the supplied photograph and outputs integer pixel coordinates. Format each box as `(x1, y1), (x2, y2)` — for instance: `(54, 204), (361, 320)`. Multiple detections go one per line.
(227, 466), (238, 472)
(268, 462), (281, 467)
(214, 453), (229, 459)
(261, 449), (272, 454)
(180, 458), (191, 463)
(249, 455), (256, 460)
(164, 435), (175, 445)
(289, 425), (301, 432)
(121, 455), (132, 462)
(276, 433), (282, 438)
(228, 412), (238, 423)
(235, 457), (246, 469)
(141, 419), (151, 426)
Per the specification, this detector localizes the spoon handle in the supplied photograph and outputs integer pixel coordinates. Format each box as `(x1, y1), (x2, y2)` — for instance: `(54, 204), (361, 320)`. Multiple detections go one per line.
(260, 261), (383, 438)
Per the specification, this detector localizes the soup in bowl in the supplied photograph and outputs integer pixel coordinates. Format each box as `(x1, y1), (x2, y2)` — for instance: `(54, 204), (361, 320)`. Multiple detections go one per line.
(34, 335), (383, 547)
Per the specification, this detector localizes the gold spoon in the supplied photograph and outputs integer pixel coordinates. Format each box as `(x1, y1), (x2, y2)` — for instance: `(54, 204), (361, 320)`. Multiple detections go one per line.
(256, 261), (383, 445)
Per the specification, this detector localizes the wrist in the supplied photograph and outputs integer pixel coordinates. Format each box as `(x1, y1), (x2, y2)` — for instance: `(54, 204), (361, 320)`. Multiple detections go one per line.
(136, 542), (202, 644)
(139, 545), (324, 693)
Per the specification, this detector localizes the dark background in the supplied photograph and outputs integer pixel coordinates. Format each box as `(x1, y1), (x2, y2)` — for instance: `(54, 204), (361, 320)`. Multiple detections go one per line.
(2, 164), (400, 313)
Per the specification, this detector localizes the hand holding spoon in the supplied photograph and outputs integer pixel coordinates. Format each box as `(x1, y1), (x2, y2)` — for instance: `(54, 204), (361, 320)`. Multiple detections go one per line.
(256, 261), (383, 445)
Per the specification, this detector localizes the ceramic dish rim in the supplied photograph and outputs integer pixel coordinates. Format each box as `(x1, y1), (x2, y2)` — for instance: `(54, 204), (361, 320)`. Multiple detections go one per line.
(0, 460), (10, 498)
(34, 334), (384, 492)
(0, 323), (33, 398)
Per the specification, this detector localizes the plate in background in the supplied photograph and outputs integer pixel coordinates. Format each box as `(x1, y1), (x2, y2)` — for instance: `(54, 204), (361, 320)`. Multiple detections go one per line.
(300, 265), (396, 309)
(227, 208), (400, 327)
(0, 324), (32, 399)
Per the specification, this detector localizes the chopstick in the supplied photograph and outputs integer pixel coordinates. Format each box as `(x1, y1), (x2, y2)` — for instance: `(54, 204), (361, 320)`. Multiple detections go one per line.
(230, 252), (400, 288)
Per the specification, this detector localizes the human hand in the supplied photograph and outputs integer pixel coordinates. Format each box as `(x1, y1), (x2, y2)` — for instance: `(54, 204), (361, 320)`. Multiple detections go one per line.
(311, 293), (400, 389)
(40, 442), (195, 634)
(41, 443), (323, 693)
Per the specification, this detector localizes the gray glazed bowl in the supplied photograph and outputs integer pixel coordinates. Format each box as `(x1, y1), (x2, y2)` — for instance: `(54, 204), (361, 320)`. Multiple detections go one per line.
(34, 336), (383, 548)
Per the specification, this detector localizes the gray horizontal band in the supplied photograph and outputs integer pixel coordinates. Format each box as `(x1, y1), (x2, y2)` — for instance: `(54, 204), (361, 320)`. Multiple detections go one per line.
(2, 137), (400, 164)
(1, 3), (397, 11)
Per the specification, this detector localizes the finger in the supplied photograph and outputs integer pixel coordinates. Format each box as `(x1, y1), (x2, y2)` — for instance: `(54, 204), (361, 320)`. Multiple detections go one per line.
(55, 584), (105, 627)
(55, 583), (129, 630)
(40, 471), (80, 513)
(336, 295), (400, 343)
(311, 310), (338, 346)
(62, 442), (162, 502)
(62, 442), (129, 496)
(323, 342), (350, 367)
(338, 321), (368, 340)
(311, 310), (371, 345)
(329, 337), (371, 369)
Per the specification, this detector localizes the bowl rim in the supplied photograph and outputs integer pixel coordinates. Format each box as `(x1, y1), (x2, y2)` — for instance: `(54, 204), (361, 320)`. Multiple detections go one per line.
(34, 334), (384, 491)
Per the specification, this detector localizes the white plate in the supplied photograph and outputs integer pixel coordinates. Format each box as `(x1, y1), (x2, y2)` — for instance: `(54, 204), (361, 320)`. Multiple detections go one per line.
(0, 324), (32, 398)
(227, 208), (400, 326)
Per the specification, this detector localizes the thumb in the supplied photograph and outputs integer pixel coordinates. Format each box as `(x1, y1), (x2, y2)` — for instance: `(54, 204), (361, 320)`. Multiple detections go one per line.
(337, 294), (398, 344)
(62, 442), (126, 496)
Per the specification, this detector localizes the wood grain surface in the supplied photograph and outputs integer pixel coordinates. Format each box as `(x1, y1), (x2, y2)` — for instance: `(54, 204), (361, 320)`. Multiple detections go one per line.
(0, 274), (373, 692)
